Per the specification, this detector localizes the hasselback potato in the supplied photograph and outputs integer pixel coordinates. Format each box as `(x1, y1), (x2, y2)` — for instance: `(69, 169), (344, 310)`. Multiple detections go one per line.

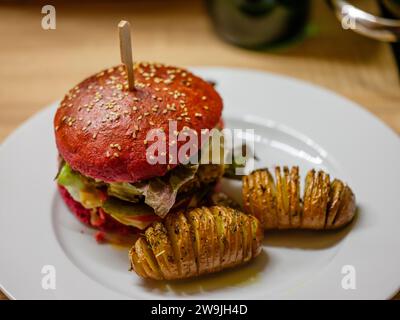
(242, 167), (356, 230)
(129, 206), (263, 280)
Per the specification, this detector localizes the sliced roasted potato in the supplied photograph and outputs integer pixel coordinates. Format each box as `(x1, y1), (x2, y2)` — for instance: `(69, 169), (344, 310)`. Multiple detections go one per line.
(242, 167), (356, 230)
(130, 206), (264, 280)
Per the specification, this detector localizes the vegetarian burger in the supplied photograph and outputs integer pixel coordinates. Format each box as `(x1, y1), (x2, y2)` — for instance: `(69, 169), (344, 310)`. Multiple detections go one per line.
(54, 63), (224, 235)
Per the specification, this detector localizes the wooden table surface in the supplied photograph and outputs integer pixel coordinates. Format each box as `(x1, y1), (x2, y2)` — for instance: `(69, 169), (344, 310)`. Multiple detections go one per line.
(0, 0), (399, 300)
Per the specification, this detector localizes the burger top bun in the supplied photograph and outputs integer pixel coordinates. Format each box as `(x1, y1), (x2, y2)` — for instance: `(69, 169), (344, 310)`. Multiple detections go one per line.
(54, 62), (223, 183)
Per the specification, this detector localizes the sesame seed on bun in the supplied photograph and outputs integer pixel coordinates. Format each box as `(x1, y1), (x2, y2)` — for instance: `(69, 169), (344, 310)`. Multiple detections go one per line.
(54, 62), (223, 182)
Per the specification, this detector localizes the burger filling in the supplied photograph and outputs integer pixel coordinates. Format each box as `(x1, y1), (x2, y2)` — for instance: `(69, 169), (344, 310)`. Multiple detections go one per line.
(57, 161), (224, 230)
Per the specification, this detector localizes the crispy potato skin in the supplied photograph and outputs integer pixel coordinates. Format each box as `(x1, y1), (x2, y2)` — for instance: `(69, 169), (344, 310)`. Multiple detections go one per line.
(129, 206), (264, 280)
(243, 169), (278, 229)
(243, 167), (356, 230)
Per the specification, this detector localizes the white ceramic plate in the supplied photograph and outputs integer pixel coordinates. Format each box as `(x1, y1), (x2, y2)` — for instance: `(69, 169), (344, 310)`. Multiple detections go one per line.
(1, 67), (400, 300)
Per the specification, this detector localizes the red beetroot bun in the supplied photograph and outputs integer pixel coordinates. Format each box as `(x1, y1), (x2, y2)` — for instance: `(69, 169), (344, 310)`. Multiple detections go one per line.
(58, 185), (135, 234)
(54, 63), (223, 182)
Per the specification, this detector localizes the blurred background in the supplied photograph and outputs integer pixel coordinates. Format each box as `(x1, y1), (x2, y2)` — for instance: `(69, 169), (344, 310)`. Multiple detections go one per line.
(0, 0), (399, 299)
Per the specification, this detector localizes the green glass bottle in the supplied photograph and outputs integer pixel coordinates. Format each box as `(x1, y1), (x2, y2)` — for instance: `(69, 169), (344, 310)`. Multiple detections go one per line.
(206, 0), (310, 49)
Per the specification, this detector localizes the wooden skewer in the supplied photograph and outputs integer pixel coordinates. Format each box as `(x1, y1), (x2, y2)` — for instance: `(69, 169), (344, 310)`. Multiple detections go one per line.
(118, 20), (135, 91)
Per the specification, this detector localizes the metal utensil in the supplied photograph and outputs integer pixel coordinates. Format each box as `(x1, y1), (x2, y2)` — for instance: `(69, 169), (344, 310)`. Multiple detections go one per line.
(327, 0), (400, 42)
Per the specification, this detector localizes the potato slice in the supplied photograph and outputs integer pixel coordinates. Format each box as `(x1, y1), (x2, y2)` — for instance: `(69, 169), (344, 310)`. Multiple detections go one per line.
(249, 215), (263, 257)
(164, 212), (183, 277)
(326, 179), (344, 227)
(243, 171), (263, 225)
(129, 245), (147, 278)
(252, 170), (265, 226)
(236, 210), (251, 263)
(187, 208), (215, 275)
(165, 211), (197, 278)
(302, 169), (315, 228)
(202, 207), (221, 273)
(256, 169), (278, 229)
(275, 166), (290, 229)
(231, 209), (244, 267)
(242, 169), (281, 229)
(288, 166), (301, 228)
(312, 171), (330, 229)
(265, 169), (279, 229)
(130, 237), (164, 280)
(331, 185), (356, 229)
(320, 171), (331, 228)
(145, 222), (178, 280)
(212, 206), (231, 268)
(222, 207), (237, 268)
(303, 171), (330, 229)
(178, 212), (199, 276)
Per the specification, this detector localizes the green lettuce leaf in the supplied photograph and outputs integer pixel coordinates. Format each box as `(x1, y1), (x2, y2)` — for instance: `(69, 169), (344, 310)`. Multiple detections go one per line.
(134, 164), (199, 218)
(107, 182), (142, 203)
(57, 163), (86, 204)
(57, 163), (85, 190)
(57, 162), (199, 218)
(57, 163), (103, 208)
